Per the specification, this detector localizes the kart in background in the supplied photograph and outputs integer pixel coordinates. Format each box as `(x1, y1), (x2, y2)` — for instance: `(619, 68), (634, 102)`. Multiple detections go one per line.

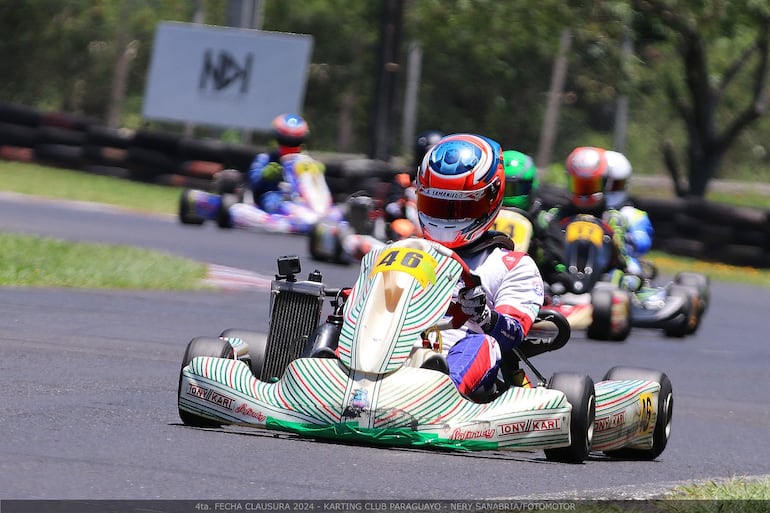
(177, 238), (673, 462)
(504, 211), (709, 341)
(543, 214), (709, 340)
(308, 188), (420, 265)
(178, 153), (343, 234)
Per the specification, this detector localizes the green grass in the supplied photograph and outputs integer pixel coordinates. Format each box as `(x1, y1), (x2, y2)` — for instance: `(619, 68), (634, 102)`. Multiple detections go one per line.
(0, 161), (180, 215)
(0, 231), (208, 289)
(0, 160), (208, 289)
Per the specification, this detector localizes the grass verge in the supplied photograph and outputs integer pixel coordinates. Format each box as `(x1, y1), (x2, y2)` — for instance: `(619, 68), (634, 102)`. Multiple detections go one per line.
(0, 231), (208, 289)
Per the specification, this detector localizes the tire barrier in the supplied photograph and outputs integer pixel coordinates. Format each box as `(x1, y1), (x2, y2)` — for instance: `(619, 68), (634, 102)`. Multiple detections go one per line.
(2, 102), (770, 268)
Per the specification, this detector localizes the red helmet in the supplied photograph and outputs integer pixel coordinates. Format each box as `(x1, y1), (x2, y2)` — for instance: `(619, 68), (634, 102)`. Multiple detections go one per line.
(271, 113), (309, 148)
(565, 146), (608, 209)
(416, 133), (504, 249)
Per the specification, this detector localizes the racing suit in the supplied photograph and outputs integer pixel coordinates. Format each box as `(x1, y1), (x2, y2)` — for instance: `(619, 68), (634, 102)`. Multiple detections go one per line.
(441, 233), (544, 399)
(248, 147), (302, 214)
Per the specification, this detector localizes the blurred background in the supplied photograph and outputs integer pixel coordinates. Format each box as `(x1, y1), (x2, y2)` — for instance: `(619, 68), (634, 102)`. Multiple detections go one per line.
(1, 0), (770, 197)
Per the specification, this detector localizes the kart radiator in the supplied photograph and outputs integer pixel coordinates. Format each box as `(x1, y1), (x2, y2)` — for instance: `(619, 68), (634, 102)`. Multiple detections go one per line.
(262, 278), (325, 381)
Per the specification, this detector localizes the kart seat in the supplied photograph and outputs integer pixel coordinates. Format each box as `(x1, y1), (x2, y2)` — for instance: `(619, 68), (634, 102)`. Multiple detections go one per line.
(420, 353), (449, 375)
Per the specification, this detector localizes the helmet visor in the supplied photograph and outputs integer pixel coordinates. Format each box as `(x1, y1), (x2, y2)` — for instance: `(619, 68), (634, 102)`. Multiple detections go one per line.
(417, 186), (497, 221)
(568, 174), (604, 196)
(608, 178), (627, 192)
(504, 177), (533, 199)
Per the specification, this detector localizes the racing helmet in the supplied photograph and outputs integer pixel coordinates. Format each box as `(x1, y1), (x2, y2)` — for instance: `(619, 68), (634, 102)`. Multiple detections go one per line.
(416, 133), (505, 249)
(502, 150), (538, 210)
(565, 146), (608, 209)
(271, 113), (309, 149)
(414, 130), (445, 167)
(604, 150), (632, 209)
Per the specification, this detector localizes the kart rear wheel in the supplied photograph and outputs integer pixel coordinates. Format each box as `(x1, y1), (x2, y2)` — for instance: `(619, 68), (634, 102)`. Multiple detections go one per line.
(219, 328), (268, 379)
(178, 336), (234, 427)
(675, 272), (710, 315)
(544, 373), (595, 463)
(215, 194), (238, 229)
(179, 189), (205, 225)
(587, 287), (631, 342)
(663, 285), (697, 337)
(601, 367), (673, 460)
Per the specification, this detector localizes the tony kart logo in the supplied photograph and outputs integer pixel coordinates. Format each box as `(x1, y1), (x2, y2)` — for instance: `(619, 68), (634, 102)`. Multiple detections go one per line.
(187, 383), (235, 410)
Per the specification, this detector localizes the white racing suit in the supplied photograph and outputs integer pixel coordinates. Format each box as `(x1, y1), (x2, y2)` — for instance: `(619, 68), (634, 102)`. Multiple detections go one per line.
(440, 235), (544, 398)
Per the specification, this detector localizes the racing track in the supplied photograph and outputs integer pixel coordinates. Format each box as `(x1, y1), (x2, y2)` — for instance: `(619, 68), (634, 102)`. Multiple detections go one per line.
(1, 193), (769, 500)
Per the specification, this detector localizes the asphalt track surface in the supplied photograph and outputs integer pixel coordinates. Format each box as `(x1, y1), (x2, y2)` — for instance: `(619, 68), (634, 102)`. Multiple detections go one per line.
(1, 193), (769, 501)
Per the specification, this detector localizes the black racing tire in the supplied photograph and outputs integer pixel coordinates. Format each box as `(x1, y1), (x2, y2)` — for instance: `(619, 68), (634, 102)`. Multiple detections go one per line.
(178, 189), (205, 225)
(674, 271), (710, 315)
(544, 373), (595, 463)
(587, 287), (631, 341)
(219, 328), (268, 379)
(216, 194), (238, 229)
(663, 284), (697, 337)
(601, 367), (673, 460)
(210, 169), (244, 196)
(178, 336), (234, 427)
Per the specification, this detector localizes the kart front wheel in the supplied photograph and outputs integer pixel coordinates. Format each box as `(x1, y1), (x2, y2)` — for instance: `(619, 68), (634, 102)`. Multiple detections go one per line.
(601, 367), (673, 460)
(178, 336), (234, 427)
(544, 373), (595, 463)
(219, 328), (268, 379)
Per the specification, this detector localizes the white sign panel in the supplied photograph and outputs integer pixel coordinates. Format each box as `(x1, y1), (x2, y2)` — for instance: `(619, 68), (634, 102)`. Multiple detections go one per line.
(142, 22), (313, 130)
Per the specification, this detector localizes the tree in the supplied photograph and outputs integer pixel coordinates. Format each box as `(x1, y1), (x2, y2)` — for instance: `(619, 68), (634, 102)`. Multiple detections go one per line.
(632, 0), (770, 197)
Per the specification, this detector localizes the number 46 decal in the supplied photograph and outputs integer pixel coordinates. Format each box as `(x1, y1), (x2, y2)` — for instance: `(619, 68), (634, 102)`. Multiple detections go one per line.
(371, 248), (437, 288)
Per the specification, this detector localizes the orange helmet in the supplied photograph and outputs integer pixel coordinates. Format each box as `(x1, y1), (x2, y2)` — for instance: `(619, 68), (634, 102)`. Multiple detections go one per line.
(416, 133), (504, 248)
(565, 146), (608, 209)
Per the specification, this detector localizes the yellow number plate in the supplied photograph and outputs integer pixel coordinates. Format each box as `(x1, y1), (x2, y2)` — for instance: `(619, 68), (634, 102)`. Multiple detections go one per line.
(371, 248), (437, 288)
(565, 220), (604, 246)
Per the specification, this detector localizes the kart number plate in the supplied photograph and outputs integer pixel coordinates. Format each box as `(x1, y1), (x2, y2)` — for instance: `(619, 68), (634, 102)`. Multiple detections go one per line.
(566, 220), (604, 246)
(371, 248), (437, 288)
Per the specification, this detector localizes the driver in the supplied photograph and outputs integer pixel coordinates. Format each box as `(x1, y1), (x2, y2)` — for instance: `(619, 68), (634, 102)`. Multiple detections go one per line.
(415, 133), (544, 401)
(535, 146), (638, 287)
(248, 113), (313, 214)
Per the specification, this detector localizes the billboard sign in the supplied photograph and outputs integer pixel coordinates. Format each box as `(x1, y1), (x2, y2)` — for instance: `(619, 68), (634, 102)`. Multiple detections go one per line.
(142, 22), (313, 131)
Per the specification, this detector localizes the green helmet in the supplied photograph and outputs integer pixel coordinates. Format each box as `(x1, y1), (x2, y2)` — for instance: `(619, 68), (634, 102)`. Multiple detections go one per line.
(502, 150), (538, 209)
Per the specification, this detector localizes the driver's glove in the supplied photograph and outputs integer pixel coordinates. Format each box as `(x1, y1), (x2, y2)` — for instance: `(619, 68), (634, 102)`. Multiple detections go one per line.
(458, 285), (493, 330)
(262, 162), (283, 182)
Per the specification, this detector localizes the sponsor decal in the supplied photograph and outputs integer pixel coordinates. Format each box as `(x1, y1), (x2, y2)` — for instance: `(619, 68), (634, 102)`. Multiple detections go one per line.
(449, 427), (496, 440)
(235, 403), (267, 422)
(594, 411), (626, 432)
(498, 418), (562, 436)
(186, 383), (234, 410)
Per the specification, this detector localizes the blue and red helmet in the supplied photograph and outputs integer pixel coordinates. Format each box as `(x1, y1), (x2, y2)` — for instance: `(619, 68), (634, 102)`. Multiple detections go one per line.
(416, 133), (505, 248)
(271, 113), (309, 148)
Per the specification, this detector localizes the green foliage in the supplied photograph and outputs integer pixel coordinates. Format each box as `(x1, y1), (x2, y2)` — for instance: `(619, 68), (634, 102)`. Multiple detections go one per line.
(3, 0), (770, 192)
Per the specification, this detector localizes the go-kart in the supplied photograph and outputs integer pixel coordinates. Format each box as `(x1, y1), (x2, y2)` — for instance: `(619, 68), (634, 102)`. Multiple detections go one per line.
(177, 237), (673, 462)
(179, 153), (343, 234)
(308, 188), (420, 265)
(541, 214), (709, 340)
